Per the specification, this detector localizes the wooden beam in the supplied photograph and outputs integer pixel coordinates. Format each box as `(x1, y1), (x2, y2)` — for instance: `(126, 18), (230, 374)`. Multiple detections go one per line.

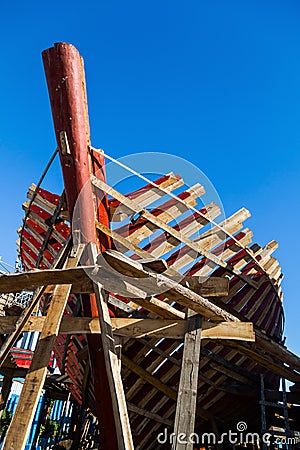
(109, 172), (184, 222)
(3, 244), (83, 450)
(0, 264), (228, 297)
(100, 250), (238, 322)
(88, 244), (134, 450)
(127, 402), (173, 427)
(173, 312), (202, 450)
(0, 316), (255, 341)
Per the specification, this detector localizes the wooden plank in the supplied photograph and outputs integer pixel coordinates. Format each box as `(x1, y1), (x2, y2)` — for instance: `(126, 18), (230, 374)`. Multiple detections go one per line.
(173, 312), (202, 450)
(88, 244), (134, 450)
(97, 221), (229, 294)
(171, 209), (250, 271)
(101, 250), (238, 321)
(114, 185), (203, 245)
(186, 228), (254, 277)
(0, 316), (254, 341)
(27, 183), (69, 221)
(3, 244), (83, 450)
(91, 176), (258, 288)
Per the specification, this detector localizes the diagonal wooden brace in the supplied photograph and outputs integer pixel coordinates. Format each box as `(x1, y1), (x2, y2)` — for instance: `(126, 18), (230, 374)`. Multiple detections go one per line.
(88, 243), (134, 450)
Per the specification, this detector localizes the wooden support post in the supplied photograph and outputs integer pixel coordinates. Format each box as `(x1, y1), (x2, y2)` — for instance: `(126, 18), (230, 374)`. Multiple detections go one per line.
(89, 243), (134, 450)
(172, 311), (202, 450)
(3, 245), (83, 450)
(42, 42), (117, 448)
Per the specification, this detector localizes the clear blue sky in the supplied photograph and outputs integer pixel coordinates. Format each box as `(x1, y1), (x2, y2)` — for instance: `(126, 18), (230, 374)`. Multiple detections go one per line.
(0, 1), (299, 354)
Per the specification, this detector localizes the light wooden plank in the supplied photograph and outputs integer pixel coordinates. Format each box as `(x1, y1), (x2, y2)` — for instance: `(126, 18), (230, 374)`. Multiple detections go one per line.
(0, 262), (228, 298)
(109, 172), (184, 222)
(91, 176), (258, 288)
(0, 317), (255, 341)
(27, 183), (69, 221)
(102, 250), (238, 321)
(173, 312), (202, 450)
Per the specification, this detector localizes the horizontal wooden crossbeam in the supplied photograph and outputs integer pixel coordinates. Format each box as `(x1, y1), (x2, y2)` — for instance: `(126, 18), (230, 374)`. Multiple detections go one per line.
(0, 266), (228, 297)
(0, 316), (255, 341)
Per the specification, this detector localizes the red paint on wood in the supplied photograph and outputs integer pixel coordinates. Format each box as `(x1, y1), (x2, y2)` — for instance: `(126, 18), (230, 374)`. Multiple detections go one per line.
(42, 42), (117, 448)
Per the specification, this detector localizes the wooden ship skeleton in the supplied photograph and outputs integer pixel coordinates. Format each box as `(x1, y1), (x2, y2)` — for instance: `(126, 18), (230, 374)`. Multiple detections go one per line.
(0, 42), (300, 450)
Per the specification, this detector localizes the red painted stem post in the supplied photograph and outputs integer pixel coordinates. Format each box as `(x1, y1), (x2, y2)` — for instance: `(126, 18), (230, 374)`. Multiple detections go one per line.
(42, 42), (118, 448)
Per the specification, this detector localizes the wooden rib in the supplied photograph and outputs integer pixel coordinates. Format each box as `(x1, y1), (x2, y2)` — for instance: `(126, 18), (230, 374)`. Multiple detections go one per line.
(0, 316), (254, 341)
(92, 176), (258, 288)
(21, 234), (54, 266)
(141, 202), (221, 259)
(109, 173), (184, 222)
(197, 207), (250, 243)
(21, 242), (51, 269)
(190, 229), (254, 279)
(27, 184), (69, 221)
(20, 220), (63, 258)
(22, 208), (68, 245)
(114, 184), (204, 246)
(170, 224), (252, 273)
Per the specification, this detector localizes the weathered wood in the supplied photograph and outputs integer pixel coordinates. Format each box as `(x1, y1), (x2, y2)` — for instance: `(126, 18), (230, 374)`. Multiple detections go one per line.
(0, 316), (255, 340)
(114, 185), (203, 245)
(127, 402), (173, 427)
(101, 250), (238, 321)
(0, 263), (228, 297)
(173, 313), (202, 450)
(3, 245), (83, 450)
(27, 183), (69, 221)
(88, 244), (134, 450)
(109, 173), (184, 222)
